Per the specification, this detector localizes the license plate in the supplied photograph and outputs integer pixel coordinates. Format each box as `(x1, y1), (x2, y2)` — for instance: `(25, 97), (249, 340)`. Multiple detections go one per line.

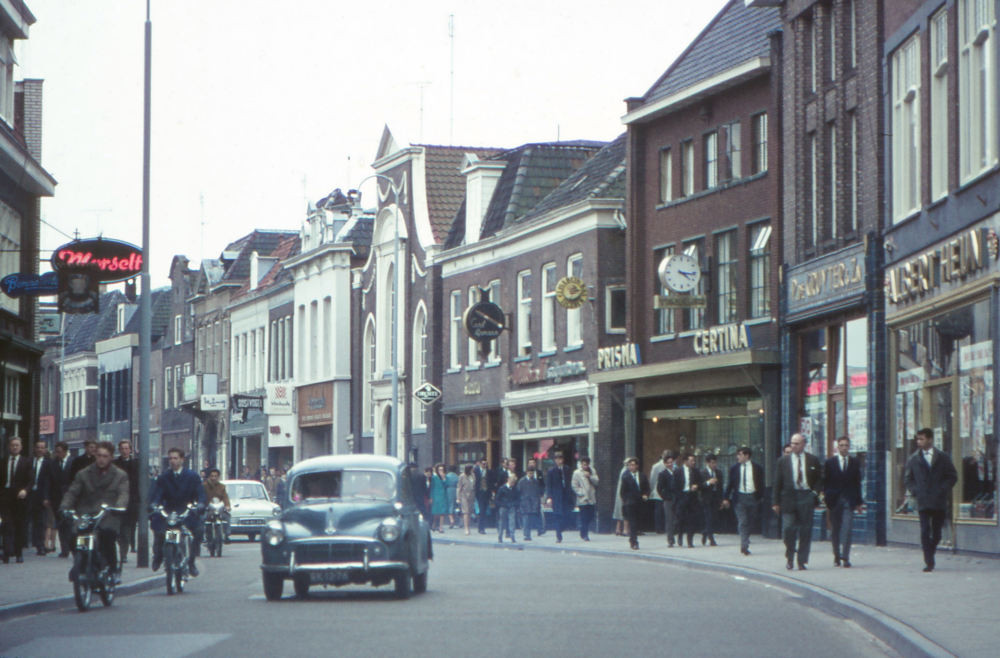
(309, 571), (350, 584)
(240, 519), (266, 526)
(165, 530), (181, 543)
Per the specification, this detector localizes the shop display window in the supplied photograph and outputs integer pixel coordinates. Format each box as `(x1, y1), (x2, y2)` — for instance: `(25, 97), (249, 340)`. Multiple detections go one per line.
(893, 299), (996, 522)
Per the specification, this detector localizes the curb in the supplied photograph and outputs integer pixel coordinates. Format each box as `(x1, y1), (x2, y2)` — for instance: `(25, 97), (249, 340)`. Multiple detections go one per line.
(0, 574), (163, 622)
(440, 539), (956, 658)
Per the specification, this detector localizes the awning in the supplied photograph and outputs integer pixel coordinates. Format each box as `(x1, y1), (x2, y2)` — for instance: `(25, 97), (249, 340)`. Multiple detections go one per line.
(588, 348), (781, 385)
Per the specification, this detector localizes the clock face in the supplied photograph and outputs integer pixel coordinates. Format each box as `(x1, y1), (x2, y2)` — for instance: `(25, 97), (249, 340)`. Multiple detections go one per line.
(658, 254), (701, 293)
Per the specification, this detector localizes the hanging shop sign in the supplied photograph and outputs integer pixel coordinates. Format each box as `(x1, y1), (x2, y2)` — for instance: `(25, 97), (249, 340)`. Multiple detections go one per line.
(464, 301), (505, 342)
(231, 394), (264, 422)
(265, 383), (293, 415)
(413, 382), (442, 405)
(597, 341), (641, 371)
(50, 238), (143, 284)
(886, 228), (997, 305)
(0, 271), (57, 298)
(200, 394), (228, 412)
(39, 415), (55, 435)
(786, 243), (866, 318)
(298, 382), (333, 427)
(57, 270), (100, 314)
(555, 276), (588, 309)
(692, 322), (752, 356)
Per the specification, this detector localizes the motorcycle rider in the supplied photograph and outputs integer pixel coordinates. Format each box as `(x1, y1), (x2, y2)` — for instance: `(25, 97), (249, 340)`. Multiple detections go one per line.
(59, 441), (129, 582)
(150, 448), (206, 576)
(202, 468), (231, 543)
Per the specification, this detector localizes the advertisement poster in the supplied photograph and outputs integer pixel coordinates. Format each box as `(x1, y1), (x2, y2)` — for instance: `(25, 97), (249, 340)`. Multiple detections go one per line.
(933, 427), (944, 450)
(973, 419), (986, 454)
(986, 373), (994, 434)
(848, 409), (868, 444)
(960, 375), (972, 439)
(895, 394), (905, 448)
(905, 392), (916, 440)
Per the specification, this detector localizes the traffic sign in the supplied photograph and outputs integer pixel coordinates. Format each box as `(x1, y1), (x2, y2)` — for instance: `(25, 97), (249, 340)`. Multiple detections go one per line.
(413, 382), (442, 406)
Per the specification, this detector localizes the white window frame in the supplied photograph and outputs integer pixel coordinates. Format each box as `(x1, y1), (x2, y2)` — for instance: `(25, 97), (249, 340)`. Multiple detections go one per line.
(721, 121), (741, 182)
(655, 246), (675, 336)
(412, 307), (427, 429)
(681, 140), (694, 197)
(704, 131), (718, 189)
(849, 0), (857, 69)
(683, 242), (705, 330)
(959, 0), (997, 183)
(0, 201), (21, 316)
(174, 315), (182, 346)
(850, 113), (859, 231)
(517, 270), (533, 356)
(750, 223), (772, 319)
(809, 134), (818, 245)
(0, 36), (14, 126)
(752, 113), (768, 175)
(659, 148), (672, 203)
(467, 286), (481, 366)
(606, 285), (627, 334)
(931, 9), (949, 200)
(828, 124), (838, 238)
(892, 35), (921, 223)
(541, 263), (557, 353)
(486, 280), (502, 363)
(364, 318), (376, 432)
(450, 291), (462, 369)
(716, 230), (738, 324)
(566, 255), (583, 346)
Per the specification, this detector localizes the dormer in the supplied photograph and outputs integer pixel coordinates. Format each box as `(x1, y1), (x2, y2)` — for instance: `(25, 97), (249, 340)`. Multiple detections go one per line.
(460, 153), (506, 245)
(249, 251), (277, 291)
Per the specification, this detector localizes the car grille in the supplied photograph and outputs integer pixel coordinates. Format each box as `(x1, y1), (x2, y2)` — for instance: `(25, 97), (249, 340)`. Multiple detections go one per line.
(296, 543), (367, 565)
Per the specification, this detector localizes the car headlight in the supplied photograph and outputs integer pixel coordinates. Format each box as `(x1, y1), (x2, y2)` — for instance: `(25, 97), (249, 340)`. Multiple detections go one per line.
(378, 517), (400, 543)
(264, 520), (284, 546)
(272, 506), (281, 517)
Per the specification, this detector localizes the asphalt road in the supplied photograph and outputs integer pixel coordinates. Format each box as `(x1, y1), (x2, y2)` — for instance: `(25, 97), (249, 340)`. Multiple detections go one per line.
(0, 540), (902, 658)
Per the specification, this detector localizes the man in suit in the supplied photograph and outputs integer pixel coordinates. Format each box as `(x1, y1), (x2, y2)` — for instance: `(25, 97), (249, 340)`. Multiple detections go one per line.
(649, 450), (671, 535)
(45, 441), (74, 557)
(545, 452), (576, 543)
(114, 440), (141, 561)
(905, 427), (958, 573)
(673, 453), (703, 548)
(723, 446), (764, 555)
(773, 433), (823, 570)
(1, 437), (34, 563)
(699, 454), (724, 547)
(655, 453), (678, 546)
(473, 459), (493, 534)
(69, 439), (97, 483)
(619, 457), (649, 550)
(28, 440), (52, 556)
(824, 436), (864, 567)
(150, 448), (207, 576)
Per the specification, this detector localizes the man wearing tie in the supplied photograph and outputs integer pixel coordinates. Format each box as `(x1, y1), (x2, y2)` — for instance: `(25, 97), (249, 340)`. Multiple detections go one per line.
(673, 453), (703, 548)
(545, 452), (576, 544)
(45, 442), (75, 557)
(1, 437), (34, 563)
(772, 433), (823, 570)
(723, 447), (764, 555)
(905, 428), (958, 572)
(824, 436), (864, 567)
(699, 454), (724, 546)
(150, 448), (207, 576)
(655, 453), (678, 546)
(29, 440), (52, 556)
(619, 457), (649, 550)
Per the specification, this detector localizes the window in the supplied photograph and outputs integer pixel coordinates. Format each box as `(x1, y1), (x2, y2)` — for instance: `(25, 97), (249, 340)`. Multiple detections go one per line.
(809, 15), (818, 93)
(892, 36), (921, 222)
(931, 9), (949, 200)
(412, 307), (427, 428)
(0, 200), (21, 315)
(323, 297), (332, 379)
(283, 316), (292, 380)
(959, 0), (996, 183)
(655, 246), (675, 336)
(485, 281), (501, 362)
(606, 286), (626, 334)
(174, 315), (182, 345)
(117, 305), (126, 333)
(704, 131), (718, 190)
(849, 113), (859, 232)
(826, 125), (838, 239)
(808, 133), (818, 246)
(752, 113), (768, 174)
(716, 231), (738, 324)
(721, 122), (741, 182)
(310, 300), (319, 381)
(386, 265), (396, 371)
(749, 223), (772, 319)
(0, 36), (14, 126)
(268, 321), (277, 382)
(566, 255), (583, 346)
(364, 319), (376, 432)
(824, 3), (836, 82)
(683, 241), (705, 330)
(848, 0), (857, 69)
(542, 264), (557, 352)
(680, 140), (695, 197)
(468, 286), (481, 366)
(450, 291), (462, 368)
(164, 367), (173, 409)
(174, 365), (181, 406)
(659, 148), (672, 203)
(517, 271), (532, 356)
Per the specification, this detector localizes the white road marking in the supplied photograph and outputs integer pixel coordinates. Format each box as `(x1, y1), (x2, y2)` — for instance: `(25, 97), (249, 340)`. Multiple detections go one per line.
(4, 634), (231, 658)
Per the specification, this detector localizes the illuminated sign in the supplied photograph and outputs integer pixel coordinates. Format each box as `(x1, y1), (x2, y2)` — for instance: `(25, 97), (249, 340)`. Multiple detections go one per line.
(50, 238), (143, 284)
(886, 229), (996, 304)
(692, 322), (752, 356)
(0, 272), (58, 298)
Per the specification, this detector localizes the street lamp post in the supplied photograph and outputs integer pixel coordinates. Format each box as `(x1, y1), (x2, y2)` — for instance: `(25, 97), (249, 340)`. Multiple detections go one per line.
(353, 175), (403, 460)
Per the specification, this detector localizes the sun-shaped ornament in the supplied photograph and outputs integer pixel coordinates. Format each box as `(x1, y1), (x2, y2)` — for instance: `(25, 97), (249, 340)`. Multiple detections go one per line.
(556, 276), (588, 309)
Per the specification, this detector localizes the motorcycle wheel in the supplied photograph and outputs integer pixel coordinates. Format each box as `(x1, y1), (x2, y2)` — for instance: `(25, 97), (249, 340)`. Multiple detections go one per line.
(175, 570), (185, 594)
(99, 575), (115, 607)
(72, 552), (92, 612)
(216, 535), (223, 558)
(163, 544), (175, 595)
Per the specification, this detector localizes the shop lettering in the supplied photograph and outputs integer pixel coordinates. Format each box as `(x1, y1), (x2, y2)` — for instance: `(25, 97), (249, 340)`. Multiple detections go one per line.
(56, 250), (142, 275)
(546, 361), (586, 380)
(511, 361), (547, 385)
(888, 229), (990, 304)
(790, 257), (864, 303)
(308, 396), (327, 410)
(464, 382), (481, 395)
(597, 342), (641, 370)
(692, 322), (751, 356)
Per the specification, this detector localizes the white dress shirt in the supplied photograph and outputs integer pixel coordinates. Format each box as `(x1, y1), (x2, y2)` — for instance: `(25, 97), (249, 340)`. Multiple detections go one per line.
(740, 462), (756, 494)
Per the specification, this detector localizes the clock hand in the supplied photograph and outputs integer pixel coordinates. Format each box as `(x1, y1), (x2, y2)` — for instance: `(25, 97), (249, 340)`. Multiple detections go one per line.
(679, 270), (696, 279)
(474, 309), (504, 329)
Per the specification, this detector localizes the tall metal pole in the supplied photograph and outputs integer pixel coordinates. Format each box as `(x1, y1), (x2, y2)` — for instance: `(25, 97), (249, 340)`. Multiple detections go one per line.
(136, 0), (152, 569)
(390, 201), (399, 459)
(58, 314), (65, 446)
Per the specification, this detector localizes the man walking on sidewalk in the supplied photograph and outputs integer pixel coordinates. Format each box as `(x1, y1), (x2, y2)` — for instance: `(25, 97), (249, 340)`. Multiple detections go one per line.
(649, 451), (670, 534)
(674, 453), (702, 548)
(571, 458), (599, 541)
(723, 447), (763, 555)
(620, 458), (649, 550)
(773, 433), (822, 570)
(699, 454), (723, 546)
(1, 437), (33, 563)
(29, 440), (52, 556)
(905, 428), (958, 573)
(545, 452), (576, 544)
(825, 436), (863, 567)
(655, 453), (678, 546)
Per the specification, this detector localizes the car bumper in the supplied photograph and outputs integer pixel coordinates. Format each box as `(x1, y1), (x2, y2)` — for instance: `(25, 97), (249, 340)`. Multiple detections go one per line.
(261, 537), (406, 578)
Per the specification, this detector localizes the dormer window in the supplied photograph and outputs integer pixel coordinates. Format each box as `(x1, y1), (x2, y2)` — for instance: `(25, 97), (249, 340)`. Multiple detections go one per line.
(460, 154), (506, 245)
(0, 35), (14, 126)
(117, 305), (126, 333)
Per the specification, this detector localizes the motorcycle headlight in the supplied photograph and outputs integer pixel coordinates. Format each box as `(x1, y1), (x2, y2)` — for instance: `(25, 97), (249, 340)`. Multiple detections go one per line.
(167, 512), (179, 525)
(264, 520), (284, 546)
(76, 517), (89, 531)
(378, 517), (400, 543)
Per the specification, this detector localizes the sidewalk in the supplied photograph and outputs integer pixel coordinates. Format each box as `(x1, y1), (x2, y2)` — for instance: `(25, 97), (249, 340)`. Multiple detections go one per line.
(438, 527), (996, 658)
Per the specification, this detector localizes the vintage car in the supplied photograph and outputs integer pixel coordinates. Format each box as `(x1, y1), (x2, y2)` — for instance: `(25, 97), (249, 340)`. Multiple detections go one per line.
(259, 455), (432, 600)
(220, 479), (281, 541)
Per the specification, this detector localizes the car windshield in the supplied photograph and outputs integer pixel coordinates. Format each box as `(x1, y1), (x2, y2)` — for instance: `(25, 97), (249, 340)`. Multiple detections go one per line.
(229, 483), (268, 501)
(291, 470), (395, 503)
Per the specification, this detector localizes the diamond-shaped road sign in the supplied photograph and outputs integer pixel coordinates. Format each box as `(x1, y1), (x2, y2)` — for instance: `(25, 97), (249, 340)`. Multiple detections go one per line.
(413, 382), (443, 406)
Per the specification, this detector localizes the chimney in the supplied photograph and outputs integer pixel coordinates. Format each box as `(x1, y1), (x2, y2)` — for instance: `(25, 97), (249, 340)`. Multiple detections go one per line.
(20, 79), (43, 162)
(460, 154), (505, 245)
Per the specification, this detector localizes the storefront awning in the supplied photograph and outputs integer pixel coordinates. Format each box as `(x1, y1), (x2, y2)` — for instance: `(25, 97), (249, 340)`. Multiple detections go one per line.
(589, 349), (781, 385)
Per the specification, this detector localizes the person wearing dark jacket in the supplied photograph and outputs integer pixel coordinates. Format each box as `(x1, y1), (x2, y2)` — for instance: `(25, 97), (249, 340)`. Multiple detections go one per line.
(545, 453), (576, 543)
(410, 464), (429, 520)
(824, 437), (864, 567)
(699, 454), (724, 547)
(619, 458), (649, 550)
(1, 437), (34, 563)
(904, 428), (959, 572)
(68, 440), (97, 484)
(150, 448), (208, 576)
(772, 434), (823, 570)
(656, 454), (678, 546)
(113, 440), (141, 560)
(723, 447), (764, 555)
(45, 442), (75, 557)
(673, 453), (704, 548)
(517, 467), (543, 540)
(495, 474), (519, 543)
(473, 459), (493, 534)
(28, 440), (52, 556)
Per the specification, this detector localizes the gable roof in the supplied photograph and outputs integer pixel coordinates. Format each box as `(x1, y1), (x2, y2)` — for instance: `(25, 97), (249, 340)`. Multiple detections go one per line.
(636, 0), (781, 110)
(64, 290), (126, 355)
(417, 145), (504, 245)
(121, 288), (173, 345)
(231, 234), (301, 301)
(213, 230), (298, 289)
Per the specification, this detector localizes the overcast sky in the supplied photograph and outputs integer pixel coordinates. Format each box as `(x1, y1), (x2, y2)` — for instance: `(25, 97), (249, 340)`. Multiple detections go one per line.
(19, 0), (728, 287)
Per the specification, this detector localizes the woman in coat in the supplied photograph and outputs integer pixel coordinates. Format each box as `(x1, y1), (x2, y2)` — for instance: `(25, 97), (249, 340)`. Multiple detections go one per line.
(613, 458), (631, 537)
(456, 465), (476, 535)
(445, 466), (460, 528)
(430, 464), (449, 532)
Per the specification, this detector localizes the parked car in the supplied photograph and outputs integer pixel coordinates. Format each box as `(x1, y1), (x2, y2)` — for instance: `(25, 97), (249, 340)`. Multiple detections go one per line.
(259, 455), (432, 600)
(221, 479), (280, 541)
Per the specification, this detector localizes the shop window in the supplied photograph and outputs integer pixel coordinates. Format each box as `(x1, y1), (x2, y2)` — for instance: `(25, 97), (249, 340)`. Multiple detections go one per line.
(893, 299), (995, 522)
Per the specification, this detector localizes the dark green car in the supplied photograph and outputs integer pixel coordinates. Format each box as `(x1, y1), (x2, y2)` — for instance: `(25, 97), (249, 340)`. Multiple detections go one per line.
(260, 455), (432, 600)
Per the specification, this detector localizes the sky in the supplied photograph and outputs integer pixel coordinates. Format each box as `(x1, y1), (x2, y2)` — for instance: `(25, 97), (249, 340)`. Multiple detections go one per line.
(18, 0), (729, 287)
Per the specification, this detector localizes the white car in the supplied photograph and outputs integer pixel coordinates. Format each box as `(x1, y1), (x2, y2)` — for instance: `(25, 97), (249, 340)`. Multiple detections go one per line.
(221, 479), (280, 541)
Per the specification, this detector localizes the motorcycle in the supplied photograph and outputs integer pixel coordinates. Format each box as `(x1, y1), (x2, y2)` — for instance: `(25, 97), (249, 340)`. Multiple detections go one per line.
(65, 504), (125, 612)
(152, 503), (198, 595)
(205, 498), (227, 558)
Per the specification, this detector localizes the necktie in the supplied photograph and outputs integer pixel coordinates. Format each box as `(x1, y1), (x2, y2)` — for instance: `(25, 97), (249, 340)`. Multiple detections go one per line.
(634, 472), (639, 486)
(742, 464), (747, 492)
(796, 455), (804, 487)
(842, 456), (847, 472)
(7, 457), (13, 486)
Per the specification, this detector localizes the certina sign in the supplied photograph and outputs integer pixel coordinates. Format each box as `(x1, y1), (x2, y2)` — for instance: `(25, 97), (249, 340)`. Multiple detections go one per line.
(692, 322), (752, 356)
(597, 342), (641, 371)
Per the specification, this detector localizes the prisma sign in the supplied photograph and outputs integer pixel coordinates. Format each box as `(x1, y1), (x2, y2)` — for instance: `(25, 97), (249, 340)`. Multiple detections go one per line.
(50, 238), (143, 283)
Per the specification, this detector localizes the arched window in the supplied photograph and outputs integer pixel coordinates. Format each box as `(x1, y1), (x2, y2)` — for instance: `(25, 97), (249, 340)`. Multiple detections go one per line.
(412, 306), (427, 428)
(364, 317), (376, 432)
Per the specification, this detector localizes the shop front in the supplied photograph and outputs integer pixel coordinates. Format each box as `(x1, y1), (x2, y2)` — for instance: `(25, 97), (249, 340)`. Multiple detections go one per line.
(444, 405), (501, 468)
(230, 393), (265, 476)
(502, 380), (596, 474)
(265, 383), (295, 471)
(886, 223), (999, 554)
(297, 382), (333, 461)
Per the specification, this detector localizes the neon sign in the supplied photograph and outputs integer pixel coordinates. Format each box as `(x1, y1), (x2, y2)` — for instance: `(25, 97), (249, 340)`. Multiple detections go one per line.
(50, 238), (143, 283)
